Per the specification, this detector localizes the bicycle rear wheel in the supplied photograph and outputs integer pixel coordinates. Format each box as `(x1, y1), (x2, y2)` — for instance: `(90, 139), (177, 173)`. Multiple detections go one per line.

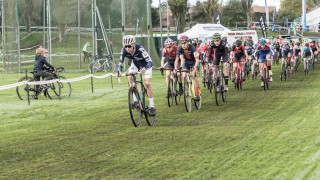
(174, 80), (181, 105)
(184, 80), (192, 112)
(142, 89), (155, 126)
(263, 68), (267, 90)
(88, 61), (101, 73)
(128, 87), (142, 127)
(16, 77), (36, 100)
(167, 78), (174, 107)
(50, 76), (72, 99)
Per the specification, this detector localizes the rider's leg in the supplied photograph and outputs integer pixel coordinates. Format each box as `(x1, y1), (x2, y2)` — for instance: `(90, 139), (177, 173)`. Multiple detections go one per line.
(166, 70), (170, 87)
(224, 62), (229, 86)
(232, 61), (237, 81)
(259, 62), (264, 86)
(144, 68), (154, 108)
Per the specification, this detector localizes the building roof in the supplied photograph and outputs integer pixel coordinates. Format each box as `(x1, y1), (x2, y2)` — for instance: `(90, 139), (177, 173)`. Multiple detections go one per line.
(252, 6), (277, 13)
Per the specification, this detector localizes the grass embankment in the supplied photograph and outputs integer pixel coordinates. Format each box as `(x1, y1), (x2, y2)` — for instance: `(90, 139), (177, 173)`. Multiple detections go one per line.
(1, 61), (320, 179)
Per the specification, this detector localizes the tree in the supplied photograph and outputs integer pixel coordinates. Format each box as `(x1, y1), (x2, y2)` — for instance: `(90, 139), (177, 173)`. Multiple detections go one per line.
(191, 1), (211, 23)
(168, 0), (188, 34)
(222, 0), (246, 28)
(241, 0), (253, 28)
(276, 0), (316, 23)
(51, 0), (77, 42)
(151, 5), (160, 27)
(203, 0), (217, 23)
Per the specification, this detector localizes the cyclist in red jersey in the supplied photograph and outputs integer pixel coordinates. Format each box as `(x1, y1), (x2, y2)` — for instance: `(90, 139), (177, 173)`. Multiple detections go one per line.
(160, 38), (183, 95)
(310, 40), (318, 62)
(230, 38), (248, 81)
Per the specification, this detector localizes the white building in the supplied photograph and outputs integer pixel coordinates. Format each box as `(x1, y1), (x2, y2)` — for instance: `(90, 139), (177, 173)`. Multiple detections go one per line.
(306, 4), (320, 32)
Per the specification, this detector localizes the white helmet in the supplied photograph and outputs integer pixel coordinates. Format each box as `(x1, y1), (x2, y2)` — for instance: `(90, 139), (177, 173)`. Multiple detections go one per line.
(164, 38), (174, 47)
(123, 35), (136, 46)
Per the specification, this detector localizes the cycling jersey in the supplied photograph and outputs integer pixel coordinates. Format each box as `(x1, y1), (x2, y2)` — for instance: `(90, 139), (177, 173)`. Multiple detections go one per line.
(118, 44), (152, 72)
(281, 46), (293, 58)
(207, 40), (229, 65)
(254, 44), (274, 61)
(310, 44), (318, 52)
(162, 45), (178, 61)
(176, 44), (199, 70)
(245, 46), (254, 55)
(232, 45), (246, 61)
(293, 45), (302, 56)
(303, 47), (312, 57)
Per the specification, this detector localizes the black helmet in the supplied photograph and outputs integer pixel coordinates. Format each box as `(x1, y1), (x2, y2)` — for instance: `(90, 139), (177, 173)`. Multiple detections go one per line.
(275, 41), (279, 45)
(312, 40), (316, 44)
(222, 36), (227, 42)
(235, 38), (242, 47)
(305, 43), (309, 47)
(296, 42), (300, 46)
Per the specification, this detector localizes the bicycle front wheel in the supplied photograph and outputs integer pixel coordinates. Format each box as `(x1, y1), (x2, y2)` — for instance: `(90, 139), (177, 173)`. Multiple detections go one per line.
(49, 76), (72, 99)
(167, 78), (174, 107)
(174, 79), (181, 105)
(184, 80), (192, 112)
(142, 89), (155, 126)
(16, 77), (36, 100)
(128, 87), (141, 127)
(214, 78), (221, 106)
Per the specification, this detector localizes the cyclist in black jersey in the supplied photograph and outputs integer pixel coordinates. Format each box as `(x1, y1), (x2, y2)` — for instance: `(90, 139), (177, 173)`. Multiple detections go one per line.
(206, 33), (230, 91)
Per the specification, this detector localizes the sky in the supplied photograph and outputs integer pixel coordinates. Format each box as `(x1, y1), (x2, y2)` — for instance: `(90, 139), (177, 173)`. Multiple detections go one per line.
(151, 0), (281, 10)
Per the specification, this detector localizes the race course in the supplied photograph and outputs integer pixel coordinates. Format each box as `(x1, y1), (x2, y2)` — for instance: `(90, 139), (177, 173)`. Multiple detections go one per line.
(1, 64), (320, 179)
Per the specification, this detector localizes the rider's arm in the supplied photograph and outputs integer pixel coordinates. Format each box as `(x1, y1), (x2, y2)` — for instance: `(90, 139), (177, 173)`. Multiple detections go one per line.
(118, 48), (126, 72)
(42, 58), (55, 70)
(180, 54), (185, 69)
(161, 48), (167, 67)
(161, 57), (166, 67)
(253, 45), (259, 59)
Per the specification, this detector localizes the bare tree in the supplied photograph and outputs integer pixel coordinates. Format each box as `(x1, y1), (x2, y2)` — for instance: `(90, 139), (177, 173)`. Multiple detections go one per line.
(241, 0), (253, 28)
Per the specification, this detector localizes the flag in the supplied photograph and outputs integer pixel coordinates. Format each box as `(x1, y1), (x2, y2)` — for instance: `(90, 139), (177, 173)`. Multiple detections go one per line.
(292, 22), (297, 36)
(259, 15), (267, 38)
(272, 11), (275, 32)
(264, 0), (269, 26)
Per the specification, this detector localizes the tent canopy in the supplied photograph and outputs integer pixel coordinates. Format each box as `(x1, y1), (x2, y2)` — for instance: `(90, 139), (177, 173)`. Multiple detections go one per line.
(178, 24), (231, 41)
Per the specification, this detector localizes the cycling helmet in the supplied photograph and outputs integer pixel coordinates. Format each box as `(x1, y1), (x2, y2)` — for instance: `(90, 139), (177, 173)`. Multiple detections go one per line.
(259, 38), (266, 45)
(305, 43), (309, 47)
(212, 33), (221, 41)
(235, 38), (242, 47)
(299, 37), (302, 41)
(198, 40), (203, 43)
(179, 35), (189, 44)
(275, 41), (279, 45)
(123, 35), (136, 46)
(311, 40), (316, 44)
(222, 36), (227, 42)
(296, 42), (300, 46)
(164, 38), (174, 47)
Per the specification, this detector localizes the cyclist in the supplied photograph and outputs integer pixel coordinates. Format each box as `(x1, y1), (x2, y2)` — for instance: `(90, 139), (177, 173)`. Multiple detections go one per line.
(254, 38), (274, 87)
(245, 42), (254, 74)
(231, 38), (248, 81)
(302, 43), (313, 71)
(33, 48), (56, 99)
(293, 42), (302, 72)
(206, 33), (230, 91)
(310, 40), (318, 62)
(160, 38), (183, 96)
(117, 35), (156, 116)
(280, 41), (293, 75)
(176, 35), (201, 101)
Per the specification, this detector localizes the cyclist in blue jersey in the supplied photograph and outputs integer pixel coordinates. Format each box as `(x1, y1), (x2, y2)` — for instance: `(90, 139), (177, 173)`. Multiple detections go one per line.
(245, 42), (254, 75)
(254, 38), (274, 87)
(175, 35), (201, 101)
(117, 35), (156, 116)
(302, 43), (313, 71)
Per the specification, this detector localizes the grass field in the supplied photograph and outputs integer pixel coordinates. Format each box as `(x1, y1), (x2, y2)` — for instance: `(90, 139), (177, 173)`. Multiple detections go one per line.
(1, 59), (320, 179)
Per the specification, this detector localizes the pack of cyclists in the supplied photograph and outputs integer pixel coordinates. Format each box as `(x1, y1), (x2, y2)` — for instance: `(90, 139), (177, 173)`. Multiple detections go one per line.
(117, 34), (319, 116)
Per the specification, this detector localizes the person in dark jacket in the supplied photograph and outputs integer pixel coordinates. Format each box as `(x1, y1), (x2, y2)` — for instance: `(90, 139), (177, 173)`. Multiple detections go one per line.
(33, 48), (56, 98)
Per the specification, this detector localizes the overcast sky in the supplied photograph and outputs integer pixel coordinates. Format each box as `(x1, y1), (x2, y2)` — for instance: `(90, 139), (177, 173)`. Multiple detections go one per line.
(152, 0), (281, 10)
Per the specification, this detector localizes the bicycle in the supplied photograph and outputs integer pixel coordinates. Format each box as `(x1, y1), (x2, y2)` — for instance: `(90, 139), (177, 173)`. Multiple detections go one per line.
(294, 55), (301, 72)
(281, 57), (290, 81)
(214, 60), (227, 106)
(125, 72), (155, 127)
(234, 60), (244, 90)
(88, 54), (116, 73)
(304, 57), (312, 76)
(16, 67), (72, 100)
(252, 60), (259, 80)
(201, 60), (209, 88)
(181, 68), (201, 112)
(261, 60), (270, 90)
(162, 68), (182, 107)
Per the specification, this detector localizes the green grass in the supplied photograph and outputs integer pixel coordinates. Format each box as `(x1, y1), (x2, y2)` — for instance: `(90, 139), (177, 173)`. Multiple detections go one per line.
(1, 60), (320, 179)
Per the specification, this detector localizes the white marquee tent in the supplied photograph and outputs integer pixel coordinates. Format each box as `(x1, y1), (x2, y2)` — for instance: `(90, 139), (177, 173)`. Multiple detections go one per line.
(178, 24), (231, 41)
